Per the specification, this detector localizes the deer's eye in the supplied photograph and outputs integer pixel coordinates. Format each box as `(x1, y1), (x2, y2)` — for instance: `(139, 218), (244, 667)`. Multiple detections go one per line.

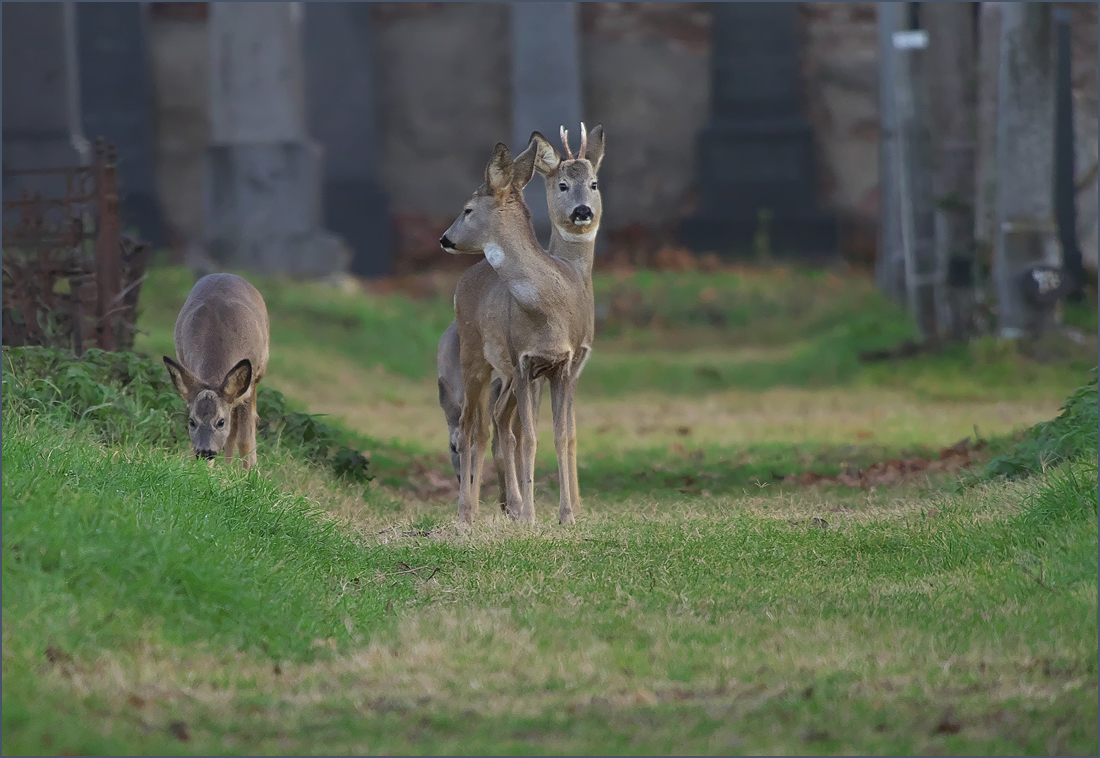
(463, 208), (472, 216)
(559, 183), (568, 192)
(217, 419), (225, 428)
(591, 182), (598, 190)
(189, 418), (197, 429)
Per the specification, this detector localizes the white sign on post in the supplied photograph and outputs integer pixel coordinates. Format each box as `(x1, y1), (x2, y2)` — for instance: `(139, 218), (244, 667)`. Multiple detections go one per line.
(892, 30), (930, 50)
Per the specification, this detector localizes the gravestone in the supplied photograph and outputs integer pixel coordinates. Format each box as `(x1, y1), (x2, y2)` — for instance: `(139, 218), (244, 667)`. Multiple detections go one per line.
(2, 2), (86, 200)
(203, 2), (349, 277)
(303, 2), (392, 277)
(76, 2), (166, 247)
(679, 2), (836, 257)
(510, 2), (583, 246)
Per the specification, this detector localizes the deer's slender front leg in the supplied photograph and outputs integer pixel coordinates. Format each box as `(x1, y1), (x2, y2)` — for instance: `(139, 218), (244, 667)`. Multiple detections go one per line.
(458, 369), (491, 525)
(489, 377), (509, 513)
(549, 372), (574, 525)
(237, 390), (259, 469)
(493, 379), (524, 519)
(516, 362), (539, 523)
(223, 404), (240, 466)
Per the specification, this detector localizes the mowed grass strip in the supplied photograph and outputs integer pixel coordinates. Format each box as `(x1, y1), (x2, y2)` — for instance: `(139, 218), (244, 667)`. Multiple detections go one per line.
(4, 408), (1096, 754)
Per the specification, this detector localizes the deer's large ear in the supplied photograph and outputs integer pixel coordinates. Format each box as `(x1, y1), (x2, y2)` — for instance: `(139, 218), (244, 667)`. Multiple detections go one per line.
(485, 142), (514, 193)
(163, 356), (200, 404)
(218, 359), (253, 404)
(529, 131), (561, 176)
(511, 139), (538, 190)
(586, 123), (605, 174)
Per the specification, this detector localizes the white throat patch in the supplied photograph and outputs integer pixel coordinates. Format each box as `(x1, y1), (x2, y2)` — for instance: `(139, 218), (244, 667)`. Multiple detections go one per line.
(555, 225), (598, 243)
(484, 242), (505, 269)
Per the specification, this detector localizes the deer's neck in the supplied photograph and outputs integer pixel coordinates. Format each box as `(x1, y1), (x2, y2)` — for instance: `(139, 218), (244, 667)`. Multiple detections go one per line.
(549, 223), (598, 280)
(484, 211), (566, 310)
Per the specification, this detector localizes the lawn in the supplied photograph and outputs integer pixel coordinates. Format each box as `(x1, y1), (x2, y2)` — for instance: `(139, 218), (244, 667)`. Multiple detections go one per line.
(2, 262), (1097, 755)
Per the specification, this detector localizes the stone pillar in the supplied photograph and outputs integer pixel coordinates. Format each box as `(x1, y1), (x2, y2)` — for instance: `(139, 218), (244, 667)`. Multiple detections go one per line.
(2, 2), (87, 199)
(1053, 8), (1083, 295)
(924, 3), (978, 339)
(995, 3), (1060, 338)
(76, 2), (166, 247)
(679, 2), (836, 257)
(974, 3), (1003, 270)
(875, 1), (908, 300)
(510, 2), (583, 245)
(203, 2), (349, 277)
(303, 2), (392, 278)
(147, 2), (210, 264)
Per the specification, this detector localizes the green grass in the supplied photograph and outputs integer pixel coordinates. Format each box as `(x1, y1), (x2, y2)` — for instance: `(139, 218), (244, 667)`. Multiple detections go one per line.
(3, 412), (1097, 754)
(3, 263), (1097, 754)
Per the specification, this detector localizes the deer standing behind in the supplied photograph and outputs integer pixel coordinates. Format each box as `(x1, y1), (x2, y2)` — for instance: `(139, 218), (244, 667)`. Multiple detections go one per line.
(439, 132), (601, 525)
(163, 273), (270, 468)
(437, 127), (605, 517)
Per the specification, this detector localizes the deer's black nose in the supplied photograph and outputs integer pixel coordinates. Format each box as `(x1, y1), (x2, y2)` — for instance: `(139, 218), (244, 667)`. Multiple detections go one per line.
(439, 234), (455, 250)
(195, 449), (216, 461)
(571, 205), (593, 223)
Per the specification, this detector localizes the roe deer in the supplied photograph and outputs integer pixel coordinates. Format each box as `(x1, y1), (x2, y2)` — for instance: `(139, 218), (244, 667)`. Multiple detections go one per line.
(436, 125), (604, 523)
(163, 273), (270, 468)
(439, 139), (594, 525)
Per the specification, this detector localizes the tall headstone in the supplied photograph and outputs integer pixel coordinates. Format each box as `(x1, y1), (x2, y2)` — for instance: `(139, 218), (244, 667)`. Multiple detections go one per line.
(203, 2), (349, 277)
(995, 3), (1060, 338)
(2, 2), (86, 200)
(679, 2), (836, 257)
(303, 3), (392, 278)
(510, 2), (583, 245)
(76, 3), (166, 247)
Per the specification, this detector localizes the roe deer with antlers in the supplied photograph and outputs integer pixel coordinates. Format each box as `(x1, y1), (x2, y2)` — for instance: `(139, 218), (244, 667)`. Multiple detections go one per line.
(163, 273), (270, 468)
(436, 125), (604, 516)
(439, 134), (600, 525)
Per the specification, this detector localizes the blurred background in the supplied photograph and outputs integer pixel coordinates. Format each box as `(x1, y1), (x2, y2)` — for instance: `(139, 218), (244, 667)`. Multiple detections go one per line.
(2, 2), (1098, 501)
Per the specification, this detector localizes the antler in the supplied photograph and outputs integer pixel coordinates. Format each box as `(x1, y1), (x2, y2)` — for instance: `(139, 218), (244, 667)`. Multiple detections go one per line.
(559, 126), (574, 160)
(578, 122), (588, 160)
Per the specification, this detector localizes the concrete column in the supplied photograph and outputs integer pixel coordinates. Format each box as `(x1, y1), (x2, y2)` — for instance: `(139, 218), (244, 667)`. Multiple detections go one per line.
(995, 3), (1061, 338)
(2, 2), (87, 199)
(924, 3), (978, 339)
(875, 1), (909, 300)
(203, 2), (349, 277)
(304, 2), (392, 278)
(510, 2), (583, 245)
(76, 2), (165, 247)
(974, 3), (1003, 265)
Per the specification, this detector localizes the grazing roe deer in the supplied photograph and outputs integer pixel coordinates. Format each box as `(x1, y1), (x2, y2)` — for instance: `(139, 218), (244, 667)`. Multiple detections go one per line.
(163, 273), (270, 468)
(436, 125), (604, 523)
(439, 138), (596, 525)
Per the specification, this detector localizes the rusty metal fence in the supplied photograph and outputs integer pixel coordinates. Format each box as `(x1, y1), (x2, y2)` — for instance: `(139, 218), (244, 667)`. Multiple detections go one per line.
(2, 139), (150, 355)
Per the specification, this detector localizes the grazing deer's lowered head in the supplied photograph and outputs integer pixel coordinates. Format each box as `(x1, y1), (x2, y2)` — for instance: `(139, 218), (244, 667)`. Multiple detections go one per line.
(163, 356), (253, 460)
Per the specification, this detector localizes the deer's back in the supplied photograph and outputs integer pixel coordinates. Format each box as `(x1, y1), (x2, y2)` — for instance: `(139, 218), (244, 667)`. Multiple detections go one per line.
(174, 273), (270, 387)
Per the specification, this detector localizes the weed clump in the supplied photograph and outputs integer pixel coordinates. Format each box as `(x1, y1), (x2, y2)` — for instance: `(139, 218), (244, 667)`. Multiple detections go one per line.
(2, 346), (371, 483)
(980, 367), (1098, 481)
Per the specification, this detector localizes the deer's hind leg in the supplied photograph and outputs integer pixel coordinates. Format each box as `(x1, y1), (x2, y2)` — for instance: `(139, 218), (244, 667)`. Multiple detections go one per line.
(458, 365), (492, 525)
